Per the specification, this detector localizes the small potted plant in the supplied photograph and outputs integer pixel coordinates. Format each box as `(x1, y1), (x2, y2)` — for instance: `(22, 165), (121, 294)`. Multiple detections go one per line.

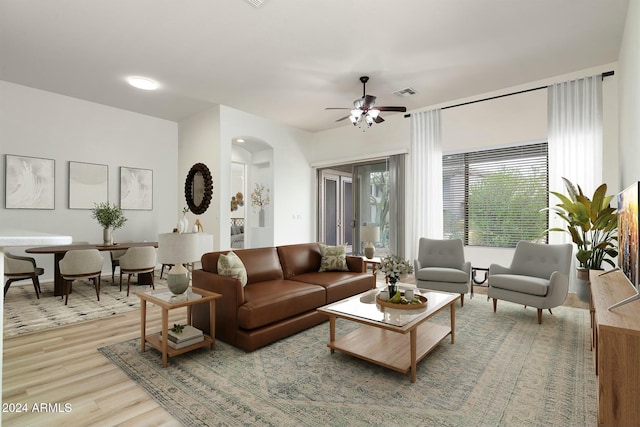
(92, 202), (127, 245)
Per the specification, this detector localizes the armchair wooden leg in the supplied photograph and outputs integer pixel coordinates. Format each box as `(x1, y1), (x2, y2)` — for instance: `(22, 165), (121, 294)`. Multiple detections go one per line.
(460, 293), (465, 307)
(127, 274), (132, 297)
(537, 309), (542, 324)
(31, 275), (40, 299)
(492, 298), (497, 312)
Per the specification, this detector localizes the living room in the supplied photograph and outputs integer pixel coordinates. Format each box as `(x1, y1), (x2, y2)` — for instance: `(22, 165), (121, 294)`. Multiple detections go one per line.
(2, 1), (639, 425)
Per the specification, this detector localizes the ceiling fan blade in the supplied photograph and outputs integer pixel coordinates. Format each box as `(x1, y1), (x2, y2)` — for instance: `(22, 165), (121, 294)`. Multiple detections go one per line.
(325, 107), (350, 110)
(336, 115), (351, 122)
(376, 106), (407, 112)
(374, 116), (385, 124)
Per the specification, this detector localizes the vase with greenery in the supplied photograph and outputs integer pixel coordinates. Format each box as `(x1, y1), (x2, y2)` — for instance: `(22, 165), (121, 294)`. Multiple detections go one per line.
(92, 202), (127, 245)
(544, 177), (618, 277)
(251, 183), (270, 227)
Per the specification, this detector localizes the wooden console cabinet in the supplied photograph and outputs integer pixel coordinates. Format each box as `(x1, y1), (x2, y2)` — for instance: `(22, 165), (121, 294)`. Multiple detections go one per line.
(590, 269), (640, 426)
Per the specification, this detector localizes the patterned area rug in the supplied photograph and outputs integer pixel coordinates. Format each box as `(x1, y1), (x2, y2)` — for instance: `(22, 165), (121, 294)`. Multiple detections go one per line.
(3, 274), (166, 337)
(99, 296), (596, 427)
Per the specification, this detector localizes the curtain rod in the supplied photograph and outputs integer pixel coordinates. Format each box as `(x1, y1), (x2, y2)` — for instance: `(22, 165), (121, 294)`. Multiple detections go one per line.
(403, 70), (614, 118)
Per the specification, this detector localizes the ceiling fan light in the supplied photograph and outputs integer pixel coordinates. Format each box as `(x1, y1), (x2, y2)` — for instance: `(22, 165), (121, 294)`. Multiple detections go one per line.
(349, 115), (359, 125)
(350, 109), (362, 118)
(368, 109), (380, 119)
(365, 115), (374, 126)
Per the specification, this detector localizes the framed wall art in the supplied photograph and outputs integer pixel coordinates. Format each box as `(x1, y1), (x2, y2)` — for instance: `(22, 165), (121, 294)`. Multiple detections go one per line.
(69, 161), (108, 209)
(120, 166), (153, 210)
(5, 154), (55, 209)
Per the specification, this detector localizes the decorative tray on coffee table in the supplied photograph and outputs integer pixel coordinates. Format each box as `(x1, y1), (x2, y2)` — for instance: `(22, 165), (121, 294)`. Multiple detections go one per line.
(376, 293), (427, 310)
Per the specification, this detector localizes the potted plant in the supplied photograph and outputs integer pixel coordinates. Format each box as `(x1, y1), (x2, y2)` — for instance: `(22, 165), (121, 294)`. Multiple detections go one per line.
(92, 202), (127, 245)
(544, 177), (618, 280)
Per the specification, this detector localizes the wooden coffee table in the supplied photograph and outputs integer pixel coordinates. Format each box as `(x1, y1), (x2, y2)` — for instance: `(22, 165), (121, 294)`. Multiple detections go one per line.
(318, 289), (459, 383)
(137, 287), (221, 367)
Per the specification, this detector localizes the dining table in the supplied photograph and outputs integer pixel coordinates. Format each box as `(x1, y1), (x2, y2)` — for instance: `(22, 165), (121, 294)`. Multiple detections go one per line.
(26, 241), (158, 296)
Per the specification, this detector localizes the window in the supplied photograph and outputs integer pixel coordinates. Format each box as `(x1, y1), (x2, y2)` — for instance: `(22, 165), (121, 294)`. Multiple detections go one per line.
(443, 142), (548, 248)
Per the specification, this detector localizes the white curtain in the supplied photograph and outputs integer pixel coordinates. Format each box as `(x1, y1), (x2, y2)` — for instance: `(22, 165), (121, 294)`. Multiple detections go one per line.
(408, 109), (443, 261)
(548, 75), (603, 245)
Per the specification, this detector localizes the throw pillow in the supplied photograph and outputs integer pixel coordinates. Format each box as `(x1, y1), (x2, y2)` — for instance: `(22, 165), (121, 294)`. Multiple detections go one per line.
(319, 244), (349, 272)
(217, 251), (248, 286)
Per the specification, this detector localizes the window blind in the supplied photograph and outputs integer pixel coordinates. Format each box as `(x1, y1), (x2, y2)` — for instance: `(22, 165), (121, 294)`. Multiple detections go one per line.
(443, 142), (549, 248)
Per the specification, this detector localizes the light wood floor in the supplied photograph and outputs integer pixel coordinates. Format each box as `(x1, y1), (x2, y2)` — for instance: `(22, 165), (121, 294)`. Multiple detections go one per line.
(2, 305), (186, 427)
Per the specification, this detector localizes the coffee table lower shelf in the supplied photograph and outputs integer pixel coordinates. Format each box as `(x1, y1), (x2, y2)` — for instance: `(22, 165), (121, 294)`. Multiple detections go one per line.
(328, 322), (451, 375)
(145, 333), (215, 357)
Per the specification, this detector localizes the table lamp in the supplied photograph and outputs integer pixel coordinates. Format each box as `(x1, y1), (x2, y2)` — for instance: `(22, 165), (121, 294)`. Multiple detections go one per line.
(360, 225), (380, 259)
(157, 232), (199, 294)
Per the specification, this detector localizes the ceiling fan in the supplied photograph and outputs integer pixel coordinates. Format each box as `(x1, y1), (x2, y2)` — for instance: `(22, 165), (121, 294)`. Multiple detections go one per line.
(326, 76), (407, 127)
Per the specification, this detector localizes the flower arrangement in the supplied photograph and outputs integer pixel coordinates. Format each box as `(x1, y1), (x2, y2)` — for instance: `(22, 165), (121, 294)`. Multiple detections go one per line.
(251, 183), (270, 210)
(182, 206), (189, 215)
(377, 254), (414, 284)
(91, 202), (127, 230)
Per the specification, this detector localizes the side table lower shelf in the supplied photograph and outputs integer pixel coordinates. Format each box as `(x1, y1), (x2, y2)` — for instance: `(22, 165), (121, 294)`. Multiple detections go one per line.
(145, 333), (215, 357)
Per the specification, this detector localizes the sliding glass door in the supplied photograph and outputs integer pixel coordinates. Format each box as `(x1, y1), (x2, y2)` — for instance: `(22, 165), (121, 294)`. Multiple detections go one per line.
(318, 154), (406, 258)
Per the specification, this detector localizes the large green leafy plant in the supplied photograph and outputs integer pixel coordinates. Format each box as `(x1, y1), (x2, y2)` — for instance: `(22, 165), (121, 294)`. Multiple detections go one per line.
(91, 202), (127, 230)
(544, 178), (618, 269)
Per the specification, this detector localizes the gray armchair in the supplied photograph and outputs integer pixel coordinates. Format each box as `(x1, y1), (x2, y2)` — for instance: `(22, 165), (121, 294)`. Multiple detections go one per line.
(488, 241), (573, 324)
(414, 238), (471, 306)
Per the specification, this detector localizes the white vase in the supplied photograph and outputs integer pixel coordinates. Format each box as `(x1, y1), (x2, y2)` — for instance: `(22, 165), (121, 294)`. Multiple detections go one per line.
(259, 208), (265, 227)
(103, 228), (113, 245)
(177, 214), (189, 234)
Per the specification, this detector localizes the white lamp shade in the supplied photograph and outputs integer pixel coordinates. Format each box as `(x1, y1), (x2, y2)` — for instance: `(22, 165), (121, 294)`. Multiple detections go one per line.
(360, 225), (380, 243)
(157, 233), (200, 265)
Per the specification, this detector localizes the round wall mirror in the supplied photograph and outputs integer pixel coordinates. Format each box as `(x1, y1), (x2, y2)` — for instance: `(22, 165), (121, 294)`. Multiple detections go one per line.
(185, 163), (213, 215)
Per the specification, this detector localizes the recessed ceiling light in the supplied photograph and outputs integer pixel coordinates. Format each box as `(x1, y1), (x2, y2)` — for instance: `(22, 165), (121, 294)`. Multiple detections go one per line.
(236, 139), (245, 143)
(127, 76), (159, 90)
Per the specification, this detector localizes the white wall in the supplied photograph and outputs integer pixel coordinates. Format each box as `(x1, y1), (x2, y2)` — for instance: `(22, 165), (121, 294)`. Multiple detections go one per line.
(220, 106), (314, 247)
(0, 81), (178, 280)
(619, 0), (640, 188)
(178, 105), (314, 250)
(178, 106), (221, 244)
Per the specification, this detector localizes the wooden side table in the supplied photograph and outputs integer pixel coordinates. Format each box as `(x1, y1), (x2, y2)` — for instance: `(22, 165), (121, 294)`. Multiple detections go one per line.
(137, 287), (221, 367)
(362, 257), (382, 286)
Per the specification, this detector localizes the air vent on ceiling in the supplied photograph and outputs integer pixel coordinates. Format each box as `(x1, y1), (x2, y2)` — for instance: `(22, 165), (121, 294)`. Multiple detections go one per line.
(245, 0), (266, 7)
(393, 87), (418, 97)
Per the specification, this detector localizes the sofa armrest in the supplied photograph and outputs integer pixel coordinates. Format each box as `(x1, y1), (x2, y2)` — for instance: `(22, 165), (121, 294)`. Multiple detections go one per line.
(192, 269), (245, 341)
(346, 255), (365, 273)
(489, 264), (512, 276)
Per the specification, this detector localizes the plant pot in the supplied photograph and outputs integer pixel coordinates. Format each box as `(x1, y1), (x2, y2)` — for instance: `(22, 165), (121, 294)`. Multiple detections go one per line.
(577, 267), (590, 281)
(575, 267), (600, 303)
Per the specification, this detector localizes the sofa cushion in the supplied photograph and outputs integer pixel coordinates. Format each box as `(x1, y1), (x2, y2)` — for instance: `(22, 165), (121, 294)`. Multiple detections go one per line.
(489, 274), (550, 296)
(277, 243), (322, 278)
(292, 271), (374, 303)
(318, 244), (349, 272)
(416, 267), (469, 283)
(217, 251), (247, 286)
(237, 280), (326, 330)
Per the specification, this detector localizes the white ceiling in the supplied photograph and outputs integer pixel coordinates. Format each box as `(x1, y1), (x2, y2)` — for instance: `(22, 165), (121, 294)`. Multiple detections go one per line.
(0, 0), (629, 133)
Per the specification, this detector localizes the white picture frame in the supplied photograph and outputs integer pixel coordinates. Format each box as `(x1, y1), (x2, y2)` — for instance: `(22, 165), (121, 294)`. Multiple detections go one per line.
(120, 166), (153, 210)
(69, 161), (109, 209)
(5, 154), (55, 209)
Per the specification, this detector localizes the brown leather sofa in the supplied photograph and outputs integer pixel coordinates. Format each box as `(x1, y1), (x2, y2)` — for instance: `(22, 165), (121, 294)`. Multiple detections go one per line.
(192, 243), (374, 351)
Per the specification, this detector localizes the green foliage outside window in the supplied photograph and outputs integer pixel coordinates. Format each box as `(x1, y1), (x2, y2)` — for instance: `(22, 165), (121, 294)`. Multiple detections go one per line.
(467, 168), (548, 247)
